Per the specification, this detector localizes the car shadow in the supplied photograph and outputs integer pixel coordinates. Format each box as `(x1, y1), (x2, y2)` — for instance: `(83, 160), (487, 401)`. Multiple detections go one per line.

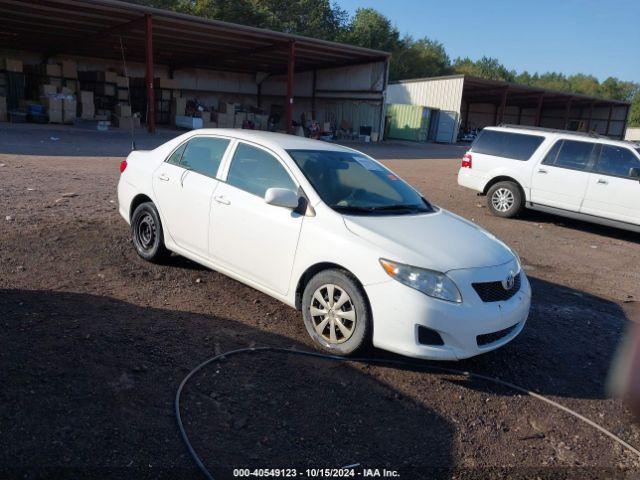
(0, 289), (454, 479)
(516, 208), (640, 245)
(367, 276), (628, 400)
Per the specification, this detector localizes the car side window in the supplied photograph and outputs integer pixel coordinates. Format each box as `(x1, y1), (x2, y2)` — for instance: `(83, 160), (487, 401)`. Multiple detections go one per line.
(544, 140), (596, 172)
(180, 137), (230, 178)
(596, 145), (640, 179)
(541, 140), (563, 165)
(227, 143), (297, 198)
(166, 142), (187, 165)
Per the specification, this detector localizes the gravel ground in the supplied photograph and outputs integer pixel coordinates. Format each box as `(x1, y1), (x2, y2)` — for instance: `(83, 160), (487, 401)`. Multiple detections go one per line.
(1, 125), (639, 479)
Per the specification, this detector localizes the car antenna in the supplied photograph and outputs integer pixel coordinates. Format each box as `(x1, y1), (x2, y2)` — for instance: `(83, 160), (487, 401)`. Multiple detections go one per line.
(119, 35), (136, 151)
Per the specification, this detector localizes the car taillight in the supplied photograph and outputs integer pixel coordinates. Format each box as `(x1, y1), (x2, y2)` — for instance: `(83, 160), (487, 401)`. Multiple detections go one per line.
(461, 153), (472, 168)
(120, 159), (127, 173)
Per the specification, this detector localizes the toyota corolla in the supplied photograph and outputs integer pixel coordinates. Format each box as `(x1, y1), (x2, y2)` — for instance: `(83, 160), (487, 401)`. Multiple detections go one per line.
(117, 129), (531, 360)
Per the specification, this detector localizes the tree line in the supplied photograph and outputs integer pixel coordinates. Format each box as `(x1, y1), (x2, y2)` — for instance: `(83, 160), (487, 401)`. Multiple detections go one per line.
(129, 0), (640, 127)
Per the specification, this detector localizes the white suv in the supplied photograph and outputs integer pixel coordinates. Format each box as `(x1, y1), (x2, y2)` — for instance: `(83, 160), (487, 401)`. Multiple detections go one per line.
(458, 126), (640, 232)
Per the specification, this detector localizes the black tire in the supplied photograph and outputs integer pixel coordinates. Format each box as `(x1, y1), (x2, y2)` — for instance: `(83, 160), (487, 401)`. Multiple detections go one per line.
(130, 202), (170, 263)
(486, 181), (524, 218)
(301, 269), (371, 356)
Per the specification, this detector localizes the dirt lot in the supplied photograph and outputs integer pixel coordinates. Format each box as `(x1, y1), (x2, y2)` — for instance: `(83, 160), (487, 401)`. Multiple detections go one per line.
(1, 124), (639, 479)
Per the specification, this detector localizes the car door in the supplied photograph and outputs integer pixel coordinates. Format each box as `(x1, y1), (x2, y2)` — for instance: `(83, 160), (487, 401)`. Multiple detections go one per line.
(153, 136), (231, 257)
(530, 139), (596, 211)
(210, 141), (304, 295)
(581, 144), (640, 225)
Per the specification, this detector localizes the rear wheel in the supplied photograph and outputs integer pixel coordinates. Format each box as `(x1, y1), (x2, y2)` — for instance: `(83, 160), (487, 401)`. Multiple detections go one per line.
(131, 202), (170, 263)
(487, 181), (524, 218)
(301, 269), (370, 356)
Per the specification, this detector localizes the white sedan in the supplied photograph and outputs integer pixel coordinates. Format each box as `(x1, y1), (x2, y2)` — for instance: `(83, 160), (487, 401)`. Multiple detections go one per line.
(117, 129), (531, 360)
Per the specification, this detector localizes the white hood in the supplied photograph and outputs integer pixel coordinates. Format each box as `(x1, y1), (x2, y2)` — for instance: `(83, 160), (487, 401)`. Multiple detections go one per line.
(343, 208), (515, 272)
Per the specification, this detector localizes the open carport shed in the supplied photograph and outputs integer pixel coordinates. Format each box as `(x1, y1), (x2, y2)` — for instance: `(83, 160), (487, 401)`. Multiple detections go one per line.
(1, 0), (390, 134)
(387, 75), (631, 142)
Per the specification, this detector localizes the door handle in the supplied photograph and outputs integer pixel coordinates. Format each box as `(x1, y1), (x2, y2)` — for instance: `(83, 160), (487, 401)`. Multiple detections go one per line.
(537, 168), (548, 174)
(597, 178), (608, 185)
(214, 195), (230, 205)
(157, 173), (170, 182)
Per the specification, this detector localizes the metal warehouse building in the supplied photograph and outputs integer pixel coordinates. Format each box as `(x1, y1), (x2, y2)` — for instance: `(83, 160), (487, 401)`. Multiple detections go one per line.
(0, 0), (390, 137)
(387, 74), (631, 143)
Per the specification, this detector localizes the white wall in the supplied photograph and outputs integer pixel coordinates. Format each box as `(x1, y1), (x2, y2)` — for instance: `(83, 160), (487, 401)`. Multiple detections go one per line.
(625, 127), (640, 141)
(386, 77), (464, 142)
(387, 77), (464, 112)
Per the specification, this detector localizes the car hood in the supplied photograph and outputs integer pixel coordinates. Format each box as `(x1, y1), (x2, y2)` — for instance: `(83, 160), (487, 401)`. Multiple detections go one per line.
(343, 208), (515, 272)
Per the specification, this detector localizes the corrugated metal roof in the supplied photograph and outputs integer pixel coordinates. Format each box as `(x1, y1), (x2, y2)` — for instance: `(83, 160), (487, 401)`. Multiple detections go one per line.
(0, 0), (390, 73)
(391, 74), (630, 107)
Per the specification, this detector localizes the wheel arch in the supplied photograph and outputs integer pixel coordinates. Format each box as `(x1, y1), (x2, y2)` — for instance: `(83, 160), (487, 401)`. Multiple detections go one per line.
(483, 176), (526, 198)
(294, 262), (370, 313)
(129, 193), (154, 221)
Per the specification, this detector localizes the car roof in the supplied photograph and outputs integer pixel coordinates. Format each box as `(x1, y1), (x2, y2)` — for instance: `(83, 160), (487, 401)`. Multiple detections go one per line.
(485, 125), (636, 148)
(193, 128), (353, 152)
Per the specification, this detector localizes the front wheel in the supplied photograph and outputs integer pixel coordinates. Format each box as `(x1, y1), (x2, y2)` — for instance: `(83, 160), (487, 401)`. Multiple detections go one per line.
(301, 269), (371, 356)
(131, 202), (170, 263)
(487, 181), (524, 218)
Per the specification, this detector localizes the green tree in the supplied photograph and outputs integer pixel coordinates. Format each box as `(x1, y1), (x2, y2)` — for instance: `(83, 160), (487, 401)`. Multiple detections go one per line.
(390, 36), (451, 80)
(452, 56), (515, 82)
(338, 7), (400, 52)
(629, 91), (640, 127)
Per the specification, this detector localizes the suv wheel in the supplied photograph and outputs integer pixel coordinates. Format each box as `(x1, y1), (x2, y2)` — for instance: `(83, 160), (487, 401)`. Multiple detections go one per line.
(487, 181), (524, 218)
(301, 269), (370, 356)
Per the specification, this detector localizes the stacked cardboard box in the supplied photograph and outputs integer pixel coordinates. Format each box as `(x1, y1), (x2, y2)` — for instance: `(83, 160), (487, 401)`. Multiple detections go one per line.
(105, 71), (118, 83)
(234, 112), (247, 128)
(216, 112), (234, 128)
(79, 91), (94, 119)
(113, 103), (132, 128)
(62, 60), (77, 79)
(1, 58), (23, 72)
(170, 97), (187, 126)
(39, 63), (62, 77)
(58, 86), (77, 123)
(39, 85), (63, 123)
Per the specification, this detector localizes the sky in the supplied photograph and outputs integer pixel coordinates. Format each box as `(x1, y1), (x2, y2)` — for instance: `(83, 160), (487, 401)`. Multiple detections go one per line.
(338, 0), (640, 82)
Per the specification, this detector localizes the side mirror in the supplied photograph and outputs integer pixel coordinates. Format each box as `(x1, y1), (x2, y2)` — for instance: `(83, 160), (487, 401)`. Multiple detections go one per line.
(264, 187), (300, 209)
(629, 167), (640, 180)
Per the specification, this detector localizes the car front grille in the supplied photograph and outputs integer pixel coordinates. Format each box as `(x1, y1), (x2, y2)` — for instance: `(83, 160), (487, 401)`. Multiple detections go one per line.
(477, 323), (519, 347)
(472, 272), (521, 302)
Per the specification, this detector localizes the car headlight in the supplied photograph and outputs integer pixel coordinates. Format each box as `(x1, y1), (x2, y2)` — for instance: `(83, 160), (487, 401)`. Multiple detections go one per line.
(379, 259), (462, 303)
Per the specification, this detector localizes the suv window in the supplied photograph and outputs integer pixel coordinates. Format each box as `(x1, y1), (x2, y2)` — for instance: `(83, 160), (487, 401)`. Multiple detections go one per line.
(541, 140), (562, 165)
(470, 130), (545, 160)
(596, 145), (640, 178)
(543, 140), (596, 171)
(227, 143), (296, 197)
(180, 137), (230, 178)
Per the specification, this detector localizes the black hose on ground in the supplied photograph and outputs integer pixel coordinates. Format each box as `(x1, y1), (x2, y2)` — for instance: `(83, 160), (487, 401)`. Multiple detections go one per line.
(175, 346), (640, 480)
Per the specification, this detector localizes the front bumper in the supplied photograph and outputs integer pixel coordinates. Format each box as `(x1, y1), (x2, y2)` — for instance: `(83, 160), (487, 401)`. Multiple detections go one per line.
(364, 259), (531, 361)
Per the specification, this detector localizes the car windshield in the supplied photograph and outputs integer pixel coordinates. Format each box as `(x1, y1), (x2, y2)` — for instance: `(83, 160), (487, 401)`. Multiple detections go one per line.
(287, 149), (433, 215)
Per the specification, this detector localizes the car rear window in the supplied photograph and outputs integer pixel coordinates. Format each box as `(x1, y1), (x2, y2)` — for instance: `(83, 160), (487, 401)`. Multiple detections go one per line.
(470, 130), (545, 161)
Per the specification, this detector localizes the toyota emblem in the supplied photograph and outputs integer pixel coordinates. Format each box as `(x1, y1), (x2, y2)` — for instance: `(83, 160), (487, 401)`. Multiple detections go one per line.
(502, 271), (516, 290)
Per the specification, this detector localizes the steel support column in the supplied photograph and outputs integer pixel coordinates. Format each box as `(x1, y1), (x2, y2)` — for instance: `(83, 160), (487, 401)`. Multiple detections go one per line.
(605, 105), (613, 136)
(145, 13), (155, 134)
(586, 102), (594, 132)
(496, 87), (508, 124)
(311, 69), (317, 120)
(563, 97), (573, 130)
(534, 94), (544, 126)
(286, 40), (296, 134)
(464, 101), (471, 130)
